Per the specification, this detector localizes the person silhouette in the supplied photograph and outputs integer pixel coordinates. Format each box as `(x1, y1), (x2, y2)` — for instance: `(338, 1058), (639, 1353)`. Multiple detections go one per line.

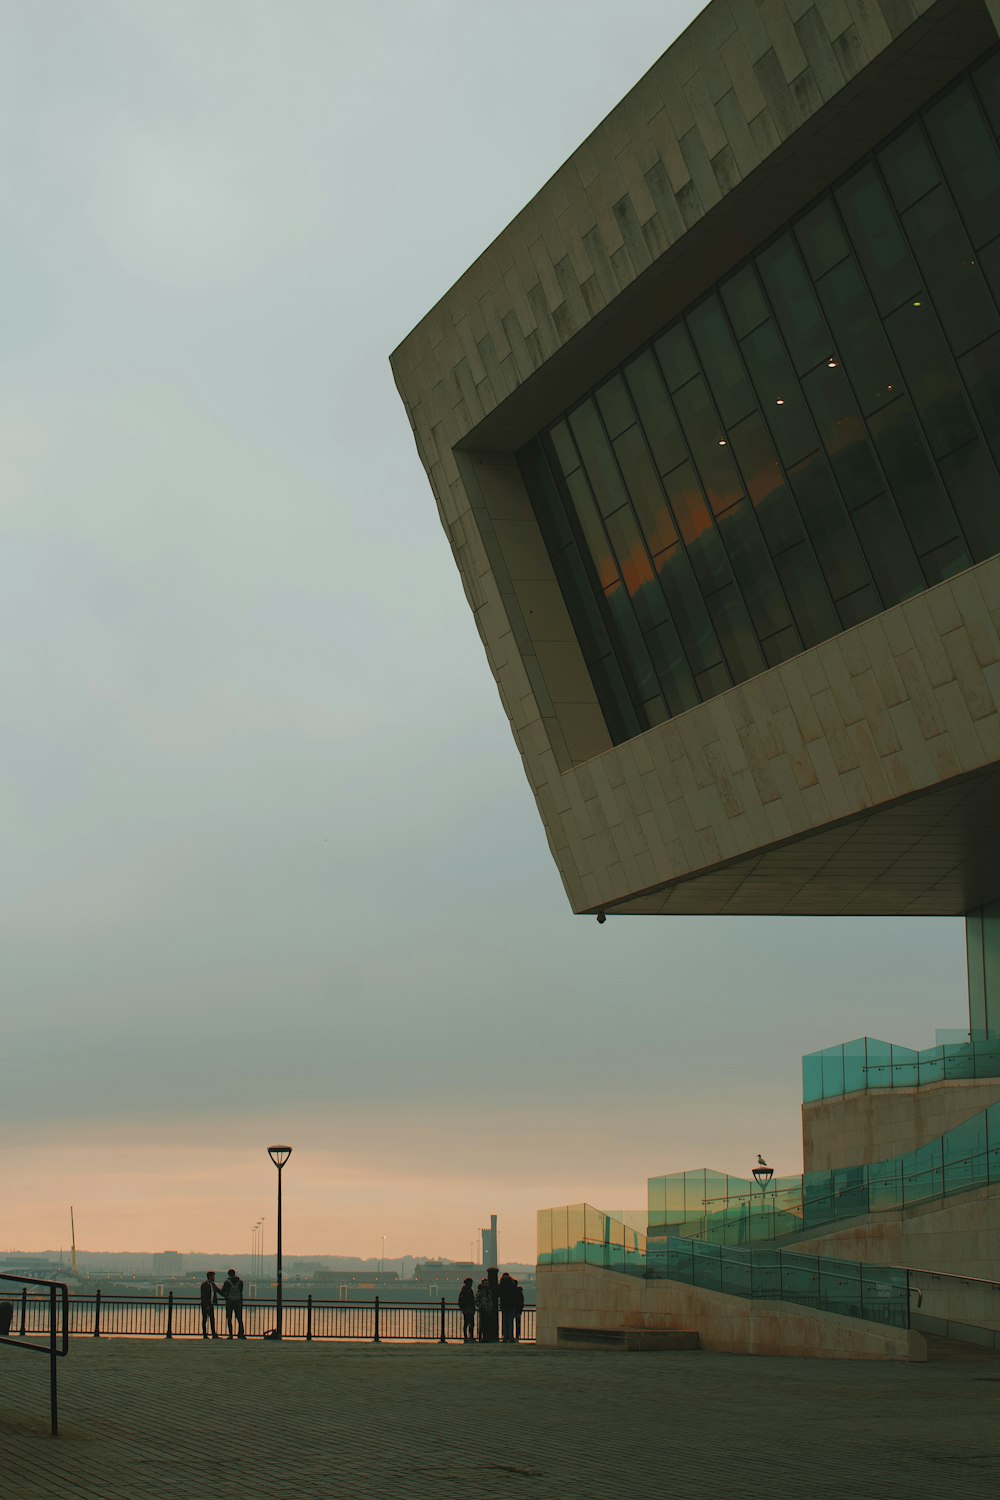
(458, 1277), (476, 1343)
(200, 1272), (219, 1339)
(220, 1268), (245, 1339)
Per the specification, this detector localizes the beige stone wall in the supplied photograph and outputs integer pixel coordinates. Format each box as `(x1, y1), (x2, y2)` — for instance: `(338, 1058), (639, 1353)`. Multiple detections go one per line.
(537, 1264), (924, 1359)
(803, 1078), (1000, 1172)
(392, 0), (1000, 919)
(792, 1181), (1000, 1281)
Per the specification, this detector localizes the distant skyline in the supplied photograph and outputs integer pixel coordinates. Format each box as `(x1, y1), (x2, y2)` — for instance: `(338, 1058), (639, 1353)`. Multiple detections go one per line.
(1, 0), (969, 1262)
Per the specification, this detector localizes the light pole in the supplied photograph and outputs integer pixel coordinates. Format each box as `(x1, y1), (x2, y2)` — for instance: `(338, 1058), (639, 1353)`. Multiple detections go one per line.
(267, 1145), (292, 1339)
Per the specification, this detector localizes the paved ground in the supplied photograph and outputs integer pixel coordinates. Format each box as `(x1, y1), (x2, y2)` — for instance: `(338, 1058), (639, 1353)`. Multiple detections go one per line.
(1, 1337), (999, 1499)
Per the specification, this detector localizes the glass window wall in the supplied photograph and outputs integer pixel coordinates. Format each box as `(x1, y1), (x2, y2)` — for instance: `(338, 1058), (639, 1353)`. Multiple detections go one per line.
(517, 57), (1000, 742)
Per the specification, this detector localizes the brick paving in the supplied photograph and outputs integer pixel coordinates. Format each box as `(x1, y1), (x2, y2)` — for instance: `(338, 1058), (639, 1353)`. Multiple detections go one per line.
(1, 1337), (999, 1499)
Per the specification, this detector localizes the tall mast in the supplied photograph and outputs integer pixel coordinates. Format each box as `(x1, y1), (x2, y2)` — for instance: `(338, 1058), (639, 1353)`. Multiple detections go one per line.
(70, 1207), (77, 1277)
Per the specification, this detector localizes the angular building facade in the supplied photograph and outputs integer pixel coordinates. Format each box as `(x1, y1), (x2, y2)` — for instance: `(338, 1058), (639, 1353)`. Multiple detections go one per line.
(393, 0), (1000, 1020)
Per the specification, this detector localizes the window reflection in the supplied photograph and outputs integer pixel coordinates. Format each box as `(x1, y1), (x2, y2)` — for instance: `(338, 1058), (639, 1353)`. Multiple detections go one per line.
(517, 58), (1000, 744)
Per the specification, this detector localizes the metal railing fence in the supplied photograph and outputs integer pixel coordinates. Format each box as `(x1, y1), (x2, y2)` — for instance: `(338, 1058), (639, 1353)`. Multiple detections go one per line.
(12, 1292), (535, 1344)
(0, 1273), (69, 1436)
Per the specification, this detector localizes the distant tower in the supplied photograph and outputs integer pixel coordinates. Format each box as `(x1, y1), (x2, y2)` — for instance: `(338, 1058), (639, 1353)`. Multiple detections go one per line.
(70, 1207), (78, 1277)
(480, 1214), (498, 1267)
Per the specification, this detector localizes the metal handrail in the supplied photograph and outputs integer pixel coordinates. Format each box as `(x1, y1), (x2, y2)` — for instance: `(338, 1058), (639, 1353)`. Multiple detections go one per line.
(0, 1273), (69, 1436)
(904, 1266), (1000, 1290)
(10, 1293), (536, 1344)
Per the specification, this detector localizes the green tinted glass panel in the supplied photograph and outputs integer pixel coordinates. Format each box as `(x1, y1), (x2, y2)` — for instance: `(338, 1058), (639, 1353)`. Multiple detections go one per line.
(884, 299), (978, 456)
(595, 373), (636, 439)
(866, 396), (961, 560)
(568, 400), (629, 517)
(801, 362), (883, 506)
(902, 185), (999, 355)
(623, 349), (689, 476)
(687, 296), (756, 426)
(879, 122), (940, 212)
(924, 81), (1000, 248)
(518, 64), (1000, 744)
(815, 258), (900, 415)
(794, 198), (850, 278)
(613, 423), (678, 556)
(720, 263), (769, 337)
(836, 163), (920, 312)
(787, 450), (871, 601)
(671, 378), (744, 514)
(757, 234), (831, 373)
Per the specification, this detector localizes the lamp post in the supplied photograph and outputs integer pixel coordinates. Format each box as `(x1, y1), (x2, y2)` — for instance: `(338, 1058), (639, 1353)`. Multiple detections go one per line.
(267, 1145), (292, 1339)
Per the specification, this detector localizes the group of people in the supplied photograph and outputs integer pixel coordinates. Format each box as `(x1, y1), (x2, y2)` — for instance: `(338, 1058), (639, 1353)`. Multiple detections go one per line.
(199, 1269), (245, 1339)
(458, 1271), (524, 1343)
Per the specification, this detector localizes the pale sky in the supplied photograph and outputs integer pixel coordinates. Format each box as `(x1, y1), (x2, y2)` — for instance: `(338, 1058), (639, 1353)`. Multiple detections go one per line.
(1, 0), (967, 1266)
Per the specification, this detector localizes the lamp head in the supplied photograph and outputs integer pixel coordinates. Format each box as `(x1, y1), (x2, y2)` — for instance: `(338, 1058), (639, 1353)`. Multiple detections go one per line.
(268, 1144), (293, 1168)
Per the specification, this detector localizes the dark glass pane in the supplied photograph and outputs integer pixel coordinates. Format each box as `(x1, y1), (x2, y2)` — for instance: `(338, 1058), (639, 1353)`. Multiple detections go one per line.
(705, 582), (767, 682)
(568, 400), (630, 518)
(924, 81), (1000, 249)
(741, 321), (820, 467)
(623, 349), (689, 477)
(564, 468), (619, 589)
(815, 258), (900, 415)
(902, 185), (999, 356)
(604, 505), (669, 632)
(973, 51), (1000, 137)
(794, 199), (850, 279)
(686, 297), (756, 425)
(938, 440), (1000, 559)
(595, 373), (636, 439)
(604, 577), (661, 703)
(920, 536), (973, 585)
(851, 493), (924, 605)
(671, 376), (744, 514)
(654, 323), (700, 392)
(836, 163), (920, 313)
(717, 499), (793, 637)
(866, 395), (962, 559)
(727, 411), (807, 553)
(550, 546), (615, 665)
(549, 419), (580, 476)
(959, 332), (1000, 472)
(695, 662), (733, 699)
(613, 424), (678, 556)
(653, 542), (725, 675)
(720, 263), (769, 338)
(762, 624), (802, 666)
(662, 461), (733, 593)
(978, 235), (1000, 307)
(521, 438), (574, 555)
(787, 450), (872, 600)
(773, 540), (841, 646)
(884, 298), (978, 457)
(647, 619), (701, 714)
(837, 584), (882, 628)
(801, 362), (883, 507)
(878, 123), (940, 212)
(757, 233), (831, 373)
(589, 652), (644, 741)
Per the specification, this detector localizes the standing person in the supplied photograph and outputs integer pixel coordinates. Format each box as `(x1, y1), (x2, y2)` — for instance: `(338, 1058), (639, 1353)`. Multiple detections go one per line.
(458, 1277), (476, 1344)
(474, 1277), (492, 1342)
(512, 1278), (524, 1343)
(220, 1268), (245, 1339)
(200, 1272), (219, 1339)
(498, 1272), (517, 1343)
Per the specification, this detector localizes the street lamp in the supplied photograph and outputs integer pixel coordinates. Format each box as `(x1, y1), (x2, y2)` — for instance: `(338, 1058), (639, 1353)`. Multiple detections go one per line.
(267, 1145), (292, 1339)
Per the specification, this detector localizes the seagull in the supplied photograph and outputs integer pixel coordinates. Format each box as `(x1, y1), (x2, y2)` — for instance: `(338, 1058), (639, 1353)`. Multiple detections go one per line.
(756, 1155), (768, 1166)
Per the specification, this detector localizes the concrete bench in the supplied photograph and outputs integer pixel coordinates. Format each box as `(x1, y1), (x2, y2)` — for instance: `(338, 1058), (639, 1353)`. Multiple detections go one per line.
(557, 1326), (699, 1351)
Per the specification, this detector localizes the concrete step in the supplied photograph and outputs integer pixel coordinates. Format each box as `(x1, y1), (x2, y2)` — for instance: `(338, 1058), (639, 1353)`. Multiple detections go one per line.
(556, 1326), (700, 1352)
